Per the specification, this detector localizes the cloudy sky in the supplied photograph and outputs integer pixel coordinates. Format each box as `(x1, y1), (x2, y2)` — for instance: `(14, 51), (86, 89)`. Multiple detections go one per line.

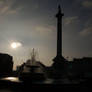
(0, 0), (92, 69)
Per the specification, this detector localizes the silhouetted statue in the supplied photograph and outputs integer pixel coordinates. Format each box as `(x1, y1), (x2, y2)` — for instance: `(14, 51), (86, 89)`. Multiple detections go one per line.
(52, 5), (67, 79)
(0, 53), (13, 77)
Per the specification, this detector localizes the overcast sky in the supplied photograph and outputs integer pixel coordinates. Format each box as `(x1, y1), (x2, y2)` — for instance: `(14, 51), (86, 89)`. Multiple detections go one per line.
(0, 0), (92, 69)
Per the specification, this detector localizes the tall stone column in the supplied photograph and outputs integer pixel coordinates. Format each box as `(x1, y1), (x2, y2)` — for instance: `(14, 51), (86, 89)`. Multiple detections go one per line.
(53, 5), (64, 62)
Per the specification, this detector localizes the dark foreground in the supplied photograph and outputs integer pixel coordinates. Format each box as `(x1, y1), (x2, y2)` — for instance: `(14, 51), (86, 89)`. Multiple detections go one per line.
(0, 77), (92, 92)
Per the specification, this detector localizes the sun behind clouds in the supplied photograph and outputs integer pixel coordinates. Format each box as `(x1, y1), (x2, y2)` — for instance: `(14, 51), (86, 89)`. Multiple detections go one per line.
(11, 42), (22, 49)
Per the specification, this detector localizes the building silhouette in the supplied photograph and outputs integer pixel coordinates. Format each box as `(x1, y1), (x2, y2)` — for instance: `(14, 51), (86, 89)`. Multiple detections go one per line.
(67, 57), (92, 80)
(0, 53), (13, 77)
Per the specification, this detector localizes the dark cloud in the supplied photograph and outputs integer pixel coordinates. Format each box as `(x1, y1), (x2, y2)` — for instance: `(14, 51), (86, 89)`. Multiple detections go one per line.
(64, 16), (79, 25)
(82, 1), (92, 9)
(80, 27), (92, 37)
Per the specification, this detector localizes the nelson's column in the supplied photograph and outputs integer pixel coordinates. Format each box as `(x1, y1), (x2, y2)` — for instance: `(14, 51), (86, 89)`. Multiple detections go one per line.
(52, 5), (67, 78)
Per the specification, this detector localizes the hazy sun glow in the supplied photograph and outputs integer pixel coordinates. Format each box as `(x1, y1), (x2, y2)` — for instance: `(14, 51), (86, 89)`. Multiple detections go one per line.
(11, 42), (22, 49)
